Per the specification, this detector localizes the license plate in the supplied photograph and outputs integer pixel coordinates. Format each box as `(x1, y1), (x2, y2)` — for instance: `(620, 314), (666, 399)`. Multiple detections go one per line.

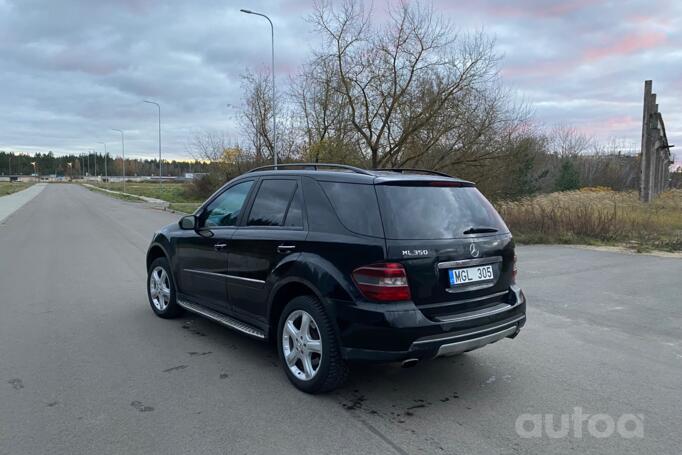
(449, 265), (494, 286)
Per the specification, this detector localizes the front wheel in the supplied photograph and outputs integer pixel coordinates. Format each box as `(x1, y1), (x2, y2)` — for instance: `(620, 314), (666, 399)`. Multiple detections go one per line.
(147, 257), (183, 318)
(277, 296), (348, 393)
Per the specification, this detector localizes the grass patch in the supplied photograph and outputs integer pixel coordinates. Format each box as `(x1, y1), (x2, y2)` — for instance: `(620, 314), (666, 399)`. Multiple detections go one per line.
(0, 182), (34, 196)
(496, 188), (682, 252)
(168, 202), (202, 214)
(90, 181), (202, 203)
(84, 184), (145, 203)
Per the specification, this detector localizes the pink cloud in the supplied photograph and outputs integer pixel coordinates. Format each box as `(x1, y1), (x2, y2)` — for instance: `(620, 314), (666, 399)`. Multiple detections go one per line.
(440, 0), (604, 19)
(583, 32), (667, 62)
(502, 30), (668, 80)
(577, 115), (640, 138)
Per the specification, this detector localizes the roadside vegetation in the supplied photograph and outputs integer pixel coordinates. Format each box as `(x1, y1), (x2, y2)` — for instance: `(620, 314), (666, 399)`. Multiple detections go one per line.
(497, 188), (682, 252)
(0, 182), (34, 196)
(84, 184), (145, 203)
(90, 182), (202, 203)
(89, 181), (202, 213)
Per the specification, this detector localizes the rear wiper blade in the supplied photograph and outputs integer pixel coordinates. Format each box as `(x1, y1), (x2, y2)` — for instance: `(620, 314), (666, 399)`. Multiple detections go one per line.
(462, 226), (498, 234)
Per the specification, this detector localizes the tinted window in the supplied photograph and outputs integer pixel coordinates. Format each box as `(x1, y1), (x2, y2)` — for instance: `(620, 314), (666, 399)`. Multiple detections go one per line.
(376, 185), (509, 240)
(284, 187), (304, 228)
(248, 179), (297, 227)
(203, 180), (253, 227)
(320, 182), (383, 237)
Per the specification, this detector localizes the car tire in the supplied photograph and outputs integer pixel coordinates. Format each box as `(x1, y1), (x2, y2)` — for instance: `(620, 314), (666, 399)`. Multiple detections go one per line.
(147, 257), (183, 319)
(277, 295), (348, 393)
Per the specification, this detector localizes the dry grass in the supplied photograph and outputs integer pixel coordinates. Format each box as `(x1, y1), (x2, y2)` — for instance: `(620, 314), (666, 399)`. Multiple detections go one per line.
(0, 182), (34, 196)
(496, 188), (682, 252)
(90, 181), (202, 204)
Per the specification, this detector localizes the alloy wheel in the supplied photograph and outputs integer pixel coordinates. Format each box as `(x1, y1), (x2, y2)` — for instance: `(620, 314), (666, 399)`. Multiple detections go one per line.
(282, 310), (323, 381)
(149, 266), (171, 311)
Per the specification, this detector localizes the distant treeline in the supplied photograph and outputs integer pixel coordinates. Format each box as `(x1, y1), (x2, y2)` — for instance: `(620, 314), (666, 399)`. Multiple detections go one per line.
(0, 151), (213, 177)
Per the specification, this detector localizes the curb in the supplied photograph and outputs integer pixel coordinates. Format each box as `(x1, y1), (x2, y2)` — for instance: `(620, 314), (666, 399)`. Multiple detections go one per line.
(82, 184), (170, 209)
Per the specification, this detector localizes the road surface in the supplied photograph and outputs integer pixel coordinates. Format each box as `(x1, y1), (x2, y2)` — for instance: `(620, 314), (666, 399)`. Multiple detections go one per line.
(1, 184), (680, 454)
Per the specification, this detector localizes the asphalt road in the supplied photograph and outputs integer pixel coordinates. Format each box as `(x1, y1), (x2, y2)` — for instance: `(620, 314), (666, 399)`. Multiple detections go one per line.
(1, 184), (680, 455)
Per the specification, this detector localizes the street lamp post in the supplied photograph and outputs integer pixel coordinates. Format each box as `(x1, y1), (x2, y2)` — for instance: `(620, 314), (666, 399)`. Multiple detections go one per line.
(111, 129), (126, 193)
(240, 8), (277, 167)
(143, 100), (162, 185)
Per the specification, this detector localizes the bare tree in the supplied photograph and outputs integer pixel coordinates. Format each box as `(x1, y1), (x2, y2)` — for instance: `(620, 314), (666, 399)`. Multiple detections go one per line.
(240, 70), (274, 164)
(309, 0), (501, 168)
(548, 124), (592, 157)
(187, 130), (254, 178)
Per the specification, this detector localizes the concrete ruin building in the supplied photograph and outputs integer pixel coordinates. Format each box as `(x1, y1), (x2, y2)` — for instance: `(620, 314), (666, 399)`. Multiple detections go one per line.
(640, 80), (674, 202)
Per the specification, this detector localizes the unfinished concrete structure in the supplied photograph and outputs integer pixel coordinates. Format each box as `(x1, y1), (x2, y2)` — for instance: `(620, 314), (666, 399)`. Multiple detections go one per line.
(640, 80), (673, 202)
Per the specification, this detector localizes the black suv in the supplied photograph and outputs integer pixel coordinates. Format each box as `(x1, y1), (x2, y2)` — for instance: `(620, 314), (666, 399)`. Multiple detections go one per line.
(146, 164), (526, 393)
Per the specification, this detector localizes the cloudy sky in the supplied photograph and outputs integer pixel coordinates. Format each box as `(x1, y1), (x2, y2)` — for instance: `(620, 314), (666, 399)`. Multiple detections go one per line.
(0, 0), (680, 165)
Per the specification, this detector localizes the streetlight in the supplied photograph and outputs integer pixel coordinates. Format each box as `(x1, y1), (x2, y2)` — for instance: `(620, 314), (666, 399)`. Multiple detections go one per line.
(30, 161), (37, 177)
(143, 100), (162, 185)
(97, 142), (109, 187)
(111, 129), (126, 193)
(240, 8), (277, 167)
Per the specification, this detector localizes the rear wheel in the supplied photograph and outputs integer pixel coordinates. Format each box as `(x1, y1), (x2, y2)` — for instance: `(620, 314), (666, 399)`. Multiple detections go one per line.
(277, 296), (348, 393)
(147, 257), (183, 318)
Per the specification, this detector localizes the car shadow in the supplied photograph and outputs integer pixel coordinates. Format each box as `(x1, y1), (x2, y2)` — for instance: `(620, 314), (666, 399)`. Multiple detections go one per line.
(164, 309), (517, 416)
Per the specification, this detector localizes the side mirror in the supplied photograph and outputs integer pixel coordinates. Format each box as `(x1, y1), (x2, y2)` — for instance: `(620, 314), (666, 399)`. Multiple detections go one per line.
(179, 215), (196, 230)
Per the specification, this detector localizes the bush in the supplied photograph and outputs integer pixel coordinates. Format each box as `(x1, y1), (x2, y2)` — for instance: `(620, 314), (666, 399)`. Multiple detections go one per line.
(183, 174), (223, 200)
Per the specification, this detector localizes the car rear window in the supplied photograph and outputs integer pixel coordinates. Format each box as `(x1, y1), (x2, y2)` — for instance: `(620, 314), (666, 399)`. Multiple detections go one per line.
(320, 182), (384, 237)
(247, 179), (297, 227)
(375, 184), (509, 240)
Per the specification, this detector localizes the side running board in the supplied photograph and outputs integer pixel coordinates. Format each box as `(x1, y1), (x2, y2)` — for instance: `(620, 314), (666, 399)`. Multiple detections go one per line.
(177, 298), (265, 339)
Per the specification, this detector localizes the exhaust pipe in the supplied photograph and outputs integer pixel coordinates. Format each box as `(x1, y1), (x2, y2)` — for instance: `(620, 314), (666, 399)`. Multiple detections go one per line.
(401, 358), (419, 368)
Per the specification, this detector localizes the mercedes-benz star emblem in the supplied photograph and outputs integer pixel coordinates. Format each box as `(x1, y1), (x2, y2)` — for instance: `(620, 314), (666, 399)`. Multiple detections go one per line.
(469, 243), (480, 258)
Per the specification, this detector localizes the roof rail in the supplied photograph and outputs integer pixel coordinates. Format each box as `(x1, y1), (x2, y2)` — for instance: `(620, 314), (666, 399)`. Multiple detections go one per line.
(374, 168), (452, 178)
(247, 163), (374, 175)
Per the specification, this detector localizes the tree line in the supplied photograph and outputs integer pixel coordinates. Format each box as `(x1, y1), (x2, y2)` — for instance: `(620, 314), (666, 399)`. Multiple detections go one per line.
(0, 151), (212, 178)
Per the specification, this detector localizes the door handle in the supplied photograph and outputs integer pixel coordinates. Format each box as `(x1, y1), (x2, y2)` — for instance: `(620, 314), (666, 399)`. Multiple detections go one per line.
(213, 243), (228, 251)
(277, 245), (296, 254)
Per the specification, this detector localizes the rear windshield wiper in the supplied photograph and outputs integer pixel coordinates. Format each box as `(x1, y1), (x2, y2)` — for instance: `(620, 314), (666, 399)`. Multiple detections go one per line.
(463, 226), (498, 235)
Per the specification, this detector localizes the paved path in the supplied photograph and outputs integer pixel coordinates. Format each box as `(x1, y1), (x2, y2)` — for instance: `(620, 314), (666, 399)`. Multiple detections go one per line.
(0, 183), (46, 224)
(1, 184), (680, 455)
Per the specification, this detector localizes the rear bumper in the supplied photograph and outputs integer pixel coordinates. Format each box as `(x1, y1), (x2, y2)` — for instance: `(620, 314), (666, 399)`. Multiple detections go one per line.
(336, 285), (526, 362)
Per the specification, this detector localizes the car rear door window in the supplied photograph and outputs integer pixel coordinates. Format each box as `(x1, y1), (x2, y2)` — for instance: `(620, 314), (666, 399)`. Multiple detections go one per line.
(248, 179), (298, 227)
(283, 186), (304, 228)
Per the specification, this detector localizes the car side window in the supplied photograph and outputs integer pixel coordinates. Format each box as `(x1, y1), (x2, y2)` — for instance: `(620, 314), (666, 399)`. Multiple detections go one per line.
(283, 186), (304, 228)
(202, 180), (254, 227)
(247, 179), (297, 227)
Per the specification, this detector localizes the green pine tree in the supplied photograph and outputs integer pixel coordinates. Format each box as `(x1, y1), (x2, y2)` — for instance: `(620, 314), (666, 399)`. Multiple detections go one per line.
(554, 159), (580, 191)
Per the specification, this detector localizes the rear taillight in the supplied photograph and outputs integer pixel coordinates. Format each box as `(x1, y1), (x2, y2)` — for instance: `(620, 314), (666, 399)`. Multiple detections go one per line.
(352, 263), (411, 302)
(512, 254), (518, 282)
